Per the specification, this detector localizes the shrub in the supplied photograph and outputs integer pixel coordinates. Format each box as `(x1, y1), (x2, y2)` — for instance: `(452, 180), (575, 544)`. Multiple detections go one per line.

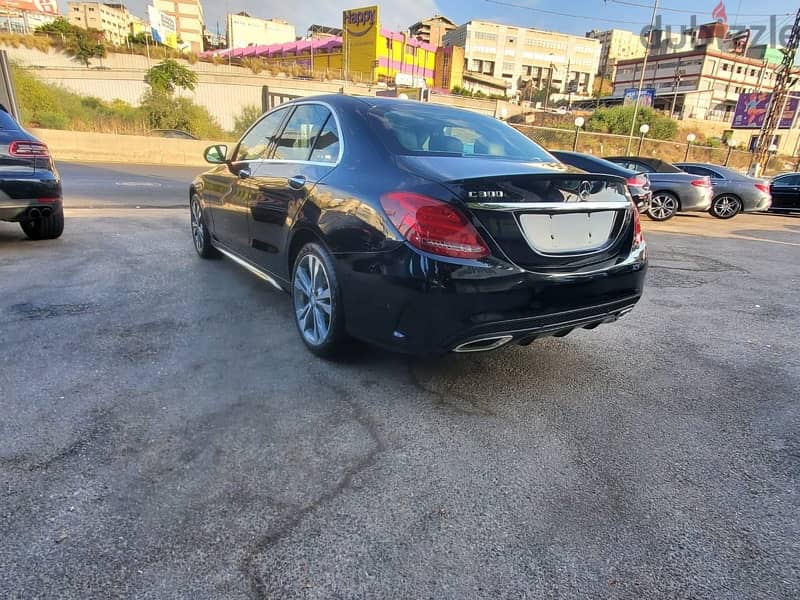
(241, 58), (266, 74)
(586, 105), (678, 140)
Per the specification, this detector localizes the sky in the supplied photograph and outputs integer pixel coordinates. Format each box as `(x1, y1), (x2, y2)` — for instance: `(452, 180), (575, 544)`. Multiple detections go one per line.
(58, 0), (796, 44)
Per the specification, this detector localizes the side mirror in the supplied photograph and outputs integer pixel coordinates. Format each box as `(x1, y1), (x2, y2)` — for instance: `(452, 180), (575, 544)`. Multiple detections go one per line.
(204, 144), (228, 165)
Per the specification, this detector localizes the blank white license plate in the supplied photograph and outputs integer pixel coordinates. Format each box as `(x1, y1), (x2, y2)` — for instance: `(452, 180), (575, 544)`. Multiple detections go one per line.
(519, 211), (616, 253)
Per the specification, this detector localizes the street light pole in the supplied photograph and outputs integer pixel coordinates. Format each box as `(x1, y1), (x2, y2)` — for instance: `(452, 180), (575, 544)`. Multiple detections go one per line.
(625, 0), (660, 155)
(684, 133), (695, 161)
(573, 116), (585, 151)
(724, 138), (737, 166)
(637, 123), (650, 154)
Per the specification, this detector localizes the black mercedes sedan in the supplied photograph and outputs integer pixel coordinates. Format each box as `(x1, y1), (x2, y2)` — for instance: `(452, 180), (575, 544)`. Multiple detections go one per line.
(189, 96), (647, 356)
(0, 108), (63, 239)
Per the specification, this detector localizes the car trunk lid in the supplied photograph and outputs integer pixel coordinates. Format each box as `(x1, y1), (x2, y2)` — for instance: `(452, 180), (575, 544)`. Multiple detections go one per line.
(411, 160), (636, 271)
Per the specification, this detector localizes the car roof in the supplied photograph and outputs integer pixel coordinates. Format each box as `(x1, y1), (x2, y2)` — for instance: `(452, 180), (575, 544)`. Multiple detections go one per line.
(675, 162), (748, 179)
(606, 155), (681, 173)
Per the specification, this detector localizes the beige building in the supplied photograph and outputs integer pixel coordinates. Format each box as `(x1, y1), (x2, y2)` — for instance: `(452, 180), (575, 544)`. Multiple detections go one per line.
(586, 28), (646, 78)
(67, 2), (142, 46)
(444, 20), (601, 97)
(612, 47), (800, 154)
(226, 13), (295, 49)
(409, 15), (456, 47)
(154, 0), (205, 53)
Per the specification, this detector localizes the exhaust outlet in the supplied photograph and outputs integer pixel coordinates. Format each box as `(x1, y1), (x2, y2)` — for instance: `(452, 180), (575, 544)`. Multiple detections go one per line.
(40, 207), (52, 217)
(28, 208), (41, 219)
(453, 335), (514, 353)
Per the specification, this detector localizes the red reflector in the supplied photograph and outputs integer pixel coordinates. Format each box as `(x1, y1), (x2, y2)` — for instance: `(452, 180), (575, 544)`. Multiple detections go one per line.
(630, 199), (644, 248)
(9, 140), (50, 158)
(690, 178), (711, 187)
(379, 192), (490, 259)
(754, 183), (770, 195)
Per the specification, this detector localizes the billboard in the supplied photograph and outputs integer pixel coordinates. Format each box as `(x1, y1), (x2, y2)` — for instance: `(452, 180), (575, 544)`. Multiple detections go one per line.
(2, 1), (58, 13)
(342, 6), (380, 79)
(623, 87), (655, 107)
(148, 5), (178, 49)
(731, 92), (799, 129)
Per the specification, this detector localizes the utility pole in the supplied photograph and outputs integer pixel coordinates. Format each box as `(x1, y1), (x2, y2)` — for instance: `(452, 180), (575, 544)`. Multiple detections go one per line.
(670, 57), (682, 118)
(752, 8), (800, 175)
(625, 0), (660, 155)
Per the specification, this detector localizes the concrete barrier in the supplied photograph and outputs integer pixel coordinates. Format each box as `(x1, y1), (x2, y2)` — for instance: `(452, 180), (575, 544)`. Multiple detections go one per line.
(31, 128), (217, 166)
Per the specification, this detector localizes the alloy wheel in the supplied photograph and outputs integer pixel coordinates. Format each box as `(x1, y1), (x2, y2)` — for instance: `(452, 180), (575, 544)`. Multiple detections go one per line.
(712, 195), (741, 219)
(191, 199), (205, 253)
(293, 254), (332, 346)
(649, 194), (678, 220)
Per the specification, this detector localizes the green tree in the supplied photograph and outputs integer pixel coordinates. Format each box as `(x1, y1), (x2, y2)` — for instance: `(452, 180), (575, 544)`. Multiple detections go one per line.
(35, 17), (74, 36)
(145, 59), (198, 94)
(66, 28), (107, 66)
(586, 105), (678, 140)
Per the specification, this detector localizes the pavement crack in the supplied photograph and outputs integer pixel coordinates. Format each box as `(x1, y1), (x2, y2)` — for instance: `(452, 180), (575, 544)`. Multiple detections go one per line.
(240, 381), (385, 600)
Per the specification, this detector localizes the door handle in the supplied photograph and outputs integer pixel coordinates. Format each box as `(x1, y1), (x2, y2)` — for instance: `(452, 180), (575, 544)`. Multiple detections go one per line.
(288, 175), (307, 190)
(238, 168), (251, 180)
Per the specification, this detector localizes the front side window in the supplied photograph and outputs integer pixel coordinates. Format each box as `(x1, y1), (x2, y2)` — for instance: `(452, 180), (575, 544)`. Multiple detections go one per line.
(235, 107), (289, 162)
(273, 104), (331, 161)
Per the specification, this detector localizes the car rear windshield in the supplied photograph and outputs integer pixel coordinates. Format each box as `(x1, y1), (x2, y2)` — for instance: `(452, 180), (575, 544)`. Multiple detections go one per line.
(367, 103), (555, 163)
(0, 110), (19, 130)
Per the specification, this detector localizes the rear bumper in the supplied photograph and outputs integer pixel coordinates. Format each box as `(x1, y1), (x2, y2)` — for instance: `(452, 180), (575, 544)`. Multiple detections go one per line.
(335, 242), (647, 355)
(634, 192), (651, 213)
(0, 197), (62, 221)
(744, 194), (772, 212)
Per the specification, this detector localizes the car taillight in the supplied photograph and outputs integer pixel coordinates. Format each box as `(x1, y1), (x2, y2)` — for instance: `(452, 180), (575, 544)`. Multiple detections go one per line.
(690, 177), (711, 187)
(9, 140), (50, 157)
(630, 199), (644, 249)
(625, 175), (650, 188)
(754, 183), (770, 195)
(379, 192), (490, 259)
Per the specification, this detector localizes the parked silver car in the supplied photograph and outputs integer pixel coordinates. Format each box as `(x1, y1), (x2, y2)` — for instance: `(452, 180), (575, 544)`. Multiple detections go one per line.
(674, 163), (773, 218)
(604, 156), (713, 221)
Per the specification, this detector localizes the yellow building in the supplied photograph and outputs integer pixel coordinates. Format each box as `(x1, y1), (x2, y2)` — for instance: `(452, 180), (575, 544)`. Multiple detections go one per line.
(342, 6), (435, 86)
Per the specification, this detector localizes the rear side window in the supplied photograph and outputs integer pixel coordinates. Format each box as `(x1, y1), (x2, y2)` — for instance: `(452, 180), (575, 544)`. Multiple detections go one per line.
(236, 107), (289, 162)
(274, 104), (331, 161)
(774, 174), (800, 186)
(368, 103), (554, 162)
(0, 110), (19, 130)
(309, 117), (340, 163)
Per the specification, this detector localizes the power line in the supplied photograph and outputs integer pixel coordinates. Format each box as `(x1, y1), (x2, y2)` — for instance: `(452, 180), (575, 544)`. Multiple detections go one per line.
(605, 0), (792, 18)
(482, 0), (650, 26)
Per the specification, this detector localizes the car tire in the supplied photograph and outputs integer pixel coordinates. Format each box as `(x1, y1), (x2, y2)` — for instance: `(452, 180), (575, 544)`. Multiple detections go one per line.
(647, 192), (679, 221)
(291, 242), (347, 358)
(710, 194), (742, 219)
(20, 207), (64, 240)
(190, 194), (218, 258)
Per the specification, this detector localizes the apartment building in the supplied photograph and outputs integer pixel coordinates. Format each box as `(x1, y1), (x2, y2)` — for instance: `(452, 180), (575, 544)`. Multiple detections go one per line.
(409, 15), (456, 47)
(612, 48), (798, 122)
(612, 22), (800, 123)
(67, 2), (142, 46)
(154, 0), (204, 53)
(443, 20), (601, 96)
(226, 13), (295, 49)
(586, 28), (646, 77)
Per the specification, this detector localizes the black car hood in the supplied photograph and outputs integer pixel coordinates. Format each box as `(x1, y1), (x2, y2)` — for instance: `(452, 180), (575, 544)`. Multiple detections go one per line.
(396, 155), (579, 182)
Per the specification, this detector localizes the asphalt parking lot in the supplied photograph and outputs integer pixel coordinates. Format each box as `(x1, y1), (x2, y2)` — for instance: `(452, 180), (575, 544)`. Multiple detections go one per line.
(1, 163), (799, 599)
